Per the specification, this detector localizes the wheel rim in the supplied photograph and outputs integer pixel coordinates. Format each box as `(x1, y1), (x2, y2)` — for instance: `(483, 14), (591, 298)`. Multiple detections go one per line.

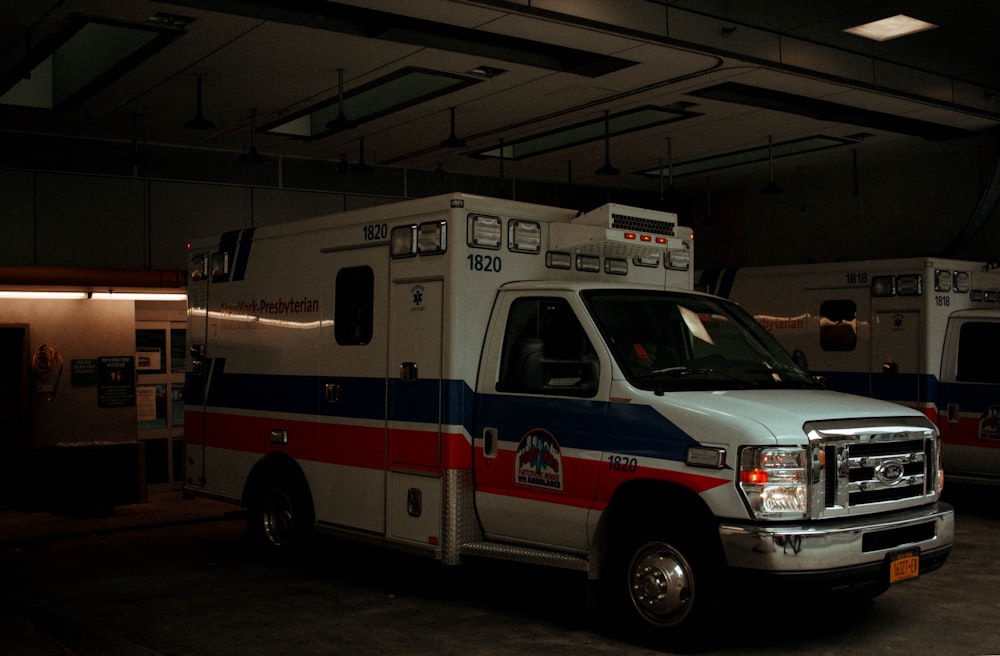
(262, 487), (295, 547)
(627, 541), (694, 627)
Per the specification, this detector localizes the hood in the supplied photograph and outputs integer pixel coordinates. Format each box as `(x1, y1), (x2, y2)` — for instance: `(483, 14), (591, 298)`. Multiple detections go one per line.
(649, 388), (928, 445)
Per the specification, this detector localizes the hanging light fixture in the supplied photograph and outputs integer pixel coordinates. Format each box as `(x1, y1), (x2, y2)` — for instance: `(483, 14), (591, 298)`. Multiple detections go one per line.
(352, 136), (373, 174)
(326, 68), (356, 133)
(241, 108), (265, 162)
(184, 75), (215, 130)
(594, 110), (620, 176)
(439, 107), (466, 148)
(761, 135), (783, 194)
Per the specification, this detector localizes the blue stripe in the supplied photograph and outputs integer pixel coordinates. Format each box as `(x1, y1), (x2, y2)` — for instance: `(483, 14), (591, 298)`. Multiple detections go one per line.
(197, 370), (696, 456)
(817, 371), (1000, 414)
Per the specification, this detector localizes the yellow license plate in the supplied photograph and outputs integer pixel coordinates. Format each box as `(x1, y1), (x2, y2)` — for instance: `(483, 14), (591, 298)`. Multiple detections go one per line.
(889, 550), (920, 584)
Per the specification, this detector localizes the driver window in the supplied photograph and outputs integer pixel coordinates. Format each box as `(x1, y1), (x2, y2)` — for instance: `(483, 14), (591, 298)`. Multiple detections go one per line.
(497, 297), (599, 397)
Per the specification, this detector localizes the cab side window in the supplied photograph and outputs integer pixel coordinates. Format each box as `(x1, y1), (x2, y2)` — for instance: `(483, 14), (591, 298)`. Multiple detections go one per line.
(956, 322), (1000, 384)
(497, 297), (599, 397)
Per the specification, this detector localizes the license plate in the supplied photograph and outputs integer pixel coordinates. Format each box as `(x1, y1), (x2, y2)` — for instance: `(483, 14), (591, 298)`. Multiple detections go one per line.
(889, 549), (920, 584)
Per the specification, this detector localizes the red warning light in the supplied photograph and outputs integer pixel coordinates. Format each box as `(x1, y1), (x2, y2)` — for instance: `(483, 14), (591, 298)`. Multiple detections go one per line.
(640, 235), (652, 242)
(624, 232), (637, 240)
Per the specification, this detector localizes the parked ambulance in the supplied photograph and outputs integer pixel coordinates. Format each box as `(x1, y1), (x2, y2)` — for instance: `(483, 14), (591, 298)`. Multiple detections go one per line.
(699, 258), (1000, 485)
(185, 194), (953, 647)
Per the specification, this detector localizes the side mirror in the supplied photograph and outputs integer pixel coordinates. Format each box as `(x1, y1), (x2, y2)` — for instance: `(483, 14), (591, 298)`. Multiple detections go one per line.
(792, 349), (810, 372)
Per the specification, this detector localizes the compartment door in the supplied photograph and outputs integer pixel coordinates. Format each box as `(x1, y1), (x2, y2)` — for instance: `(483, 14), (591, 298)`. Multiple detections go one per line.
(388, 279), (443, 469)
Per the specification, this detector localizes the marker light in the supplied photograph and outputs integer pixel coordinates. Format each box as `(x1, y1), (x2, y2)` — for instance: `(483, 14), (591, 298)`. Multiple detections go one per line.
(391, 225), (417, 258)
(509, 219), (541, 253)
(417, 221), (447, 254)
(624, 232), (637, 240)
(468, 214), (501, 249)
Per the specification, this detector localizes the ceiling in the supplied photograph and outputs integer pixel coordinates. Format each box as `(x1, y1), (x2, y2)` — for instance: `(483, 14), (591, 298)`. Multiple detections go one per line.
(1, 0), (998, 195)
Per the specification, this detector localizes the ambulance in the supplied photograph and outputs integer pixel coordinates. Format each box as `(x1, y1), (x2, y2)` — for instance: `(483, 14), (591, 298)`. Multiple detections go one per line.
(185, 194), (953, 646)
(699, 258), (1000, 485)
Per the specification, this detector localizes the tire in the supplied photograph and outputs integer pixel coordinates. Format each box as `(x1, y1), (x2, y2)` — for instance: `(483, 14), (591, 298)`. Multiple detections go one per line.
(246, 469), (314, 556)
(604, 525), (722, 650)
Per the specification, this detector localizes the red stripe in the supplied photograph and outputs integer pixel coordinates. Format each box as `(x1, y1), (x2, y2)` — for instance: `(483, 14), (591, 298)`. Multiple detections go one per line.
(186, 411), (473, 471)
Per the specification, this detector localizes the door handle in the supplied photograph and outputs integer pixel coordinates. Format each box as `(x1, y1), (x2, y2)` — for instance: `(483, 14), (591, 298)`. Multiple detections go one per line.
(400, 361), (418, 383)
(483, 427), (498, 458)
(325, 383), (340, 403)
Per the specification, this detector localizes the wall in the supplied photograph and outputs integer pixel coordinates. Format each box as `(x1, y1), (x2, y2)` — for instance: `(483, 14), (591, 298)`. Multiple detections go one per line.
(2, 298), (143, 509)
(1, 132), (998, 273)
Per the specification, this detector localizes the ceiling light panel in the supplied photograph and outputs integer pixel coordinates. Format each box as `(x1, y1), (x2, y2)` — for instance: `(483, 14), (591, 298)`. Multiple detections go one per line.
(639, 136), (855, 178)
(0, 17), (180, 110)
(844, 15), (938, 42)
(264, 67), (480, 139)
(475, 106), (698, 160)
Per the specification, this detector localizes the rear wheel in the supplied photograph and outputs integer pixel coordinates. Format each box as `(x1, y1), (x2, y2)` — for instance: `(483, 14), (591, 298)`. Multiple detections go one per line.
(246, 468), (314, 555)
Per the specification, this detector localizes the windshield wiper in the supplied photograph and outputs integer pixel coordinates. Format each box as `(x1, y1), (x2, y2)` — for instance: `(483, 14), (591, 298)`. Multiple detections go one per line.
(637, 366), (754, 384)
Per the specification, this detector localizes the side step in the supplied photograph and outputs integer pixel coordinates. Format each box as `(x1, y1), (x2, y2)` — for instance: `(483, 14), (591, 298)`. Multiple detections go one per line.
(459, 540), (589, 572)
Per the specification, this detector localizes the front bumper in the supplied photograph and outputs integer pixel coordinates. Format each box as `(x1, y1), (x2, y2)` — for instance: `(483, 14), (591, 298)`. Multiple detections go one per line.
(718, 502), (954, 576)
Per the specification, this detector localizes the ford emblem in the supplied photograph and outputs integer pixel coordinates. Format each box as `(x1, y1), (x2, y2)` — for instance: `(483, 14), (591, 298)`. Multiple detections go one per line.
(875, 459), (905, 485)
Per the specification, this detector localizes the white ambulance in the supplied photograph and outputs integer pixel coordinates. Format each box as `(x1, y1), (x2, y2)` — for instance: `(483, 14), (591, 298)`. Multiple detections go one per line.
(699, 258), (1000, 486)
(185, 194), (953, 646)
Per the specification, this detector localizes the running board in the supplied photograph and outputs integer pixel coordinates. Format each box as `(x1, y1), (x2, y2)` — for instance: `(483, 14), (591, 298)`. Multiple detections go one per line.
(459, 540), (589, 572)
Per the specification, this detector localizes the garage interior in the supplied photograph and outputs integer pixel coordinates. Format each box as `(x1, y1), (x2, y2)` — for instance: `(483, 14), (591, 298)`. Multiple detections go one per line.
(0, 1), (997, 507)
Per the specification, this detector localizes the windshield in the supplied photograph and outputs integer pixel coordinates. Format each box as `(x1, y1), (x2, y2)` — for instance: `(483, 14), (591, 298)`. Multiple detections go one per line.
(582, 289), (820, 391)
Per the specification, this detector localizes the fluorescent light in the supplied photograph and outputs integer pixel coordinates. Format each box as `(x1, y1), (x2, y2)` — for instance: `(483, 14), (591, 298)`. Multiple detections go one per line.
(90, 292), (187, 301)
(0, 291), (88, 300)
(844, 15), (938, 42)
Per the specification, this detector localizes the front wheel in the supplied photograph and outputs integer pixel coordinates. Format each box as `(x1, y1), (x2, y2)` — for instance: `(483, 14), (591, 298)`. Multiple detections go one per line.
(627, 540), (697, 628)
(604, 528), (721, 649)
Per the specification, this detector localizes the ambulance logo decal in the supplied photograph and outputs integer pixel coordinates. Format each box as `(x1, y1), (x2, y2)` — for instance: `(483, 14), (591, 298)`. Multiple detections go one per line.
(980, 405), (1000, 441)
(515, 428), (564, 491)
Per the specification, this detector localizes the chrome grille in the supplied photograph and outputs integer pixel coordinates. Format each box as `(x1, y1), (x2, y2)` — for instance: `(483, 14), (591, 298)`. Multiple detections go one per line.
(805, 417), (939, 519)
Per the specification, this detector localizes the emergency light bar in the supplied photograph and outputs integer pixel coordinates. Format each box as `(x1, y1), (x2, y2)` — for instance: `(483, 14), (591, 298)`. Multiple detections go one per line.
(550, 203), (685, 261)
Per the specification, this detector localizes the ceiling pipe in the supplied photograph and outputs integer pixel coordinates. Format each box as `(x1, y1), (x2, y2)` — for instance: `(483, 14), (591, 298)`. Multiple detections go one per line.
(326, 68), (356, 132)
(352, 136), (373, 173)
(241, 108), (265, 162)
(595, 110), (620, 176)
(760, 134), (782, 194)
(440, 107), (466, 148)
(183, 75), (215, 130)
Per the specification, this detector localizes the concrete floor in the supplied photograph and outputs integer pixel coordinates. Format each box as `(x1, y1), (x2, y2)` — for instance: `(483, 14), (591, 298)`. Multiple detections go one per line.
(1, 484), (997, 655)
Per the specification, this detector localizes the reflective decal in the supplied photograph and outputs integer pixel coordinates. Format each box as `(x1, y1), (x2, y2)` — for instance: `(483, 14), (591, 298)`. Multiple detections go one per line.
(515, 428), (563, 491)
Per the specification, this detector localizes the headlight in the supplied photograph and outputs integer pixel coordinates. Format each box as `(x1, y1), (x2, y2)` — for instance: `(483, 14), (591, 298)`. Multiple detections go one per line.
(739, 446), (809, 519)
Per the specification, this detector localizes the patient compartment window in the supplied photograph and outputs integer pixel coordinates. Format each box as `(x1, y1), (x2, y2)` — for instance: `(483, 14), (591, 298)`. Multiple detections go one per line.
(498, 297), (598, 397)
(819, 299), (857, 352)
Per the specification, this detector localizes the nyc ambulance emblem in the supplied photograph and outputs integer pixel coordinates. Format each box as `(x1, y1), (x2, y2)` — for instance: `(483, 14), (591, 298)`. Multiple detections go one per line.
(515, 428), (564, 491)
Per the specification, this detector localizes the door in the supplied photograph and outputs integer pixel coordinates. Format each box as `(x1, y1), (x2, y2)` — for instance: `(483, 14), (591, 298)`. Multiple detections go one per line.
(473, 294), (604, 552)
(317, 251), (389, 533)
(0, 325), (29, 508)
(871, 309), (921, 405)
(938, 317), (1000, 481)
(136, 321), (187, 489)
(388, 279), (442, 469)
